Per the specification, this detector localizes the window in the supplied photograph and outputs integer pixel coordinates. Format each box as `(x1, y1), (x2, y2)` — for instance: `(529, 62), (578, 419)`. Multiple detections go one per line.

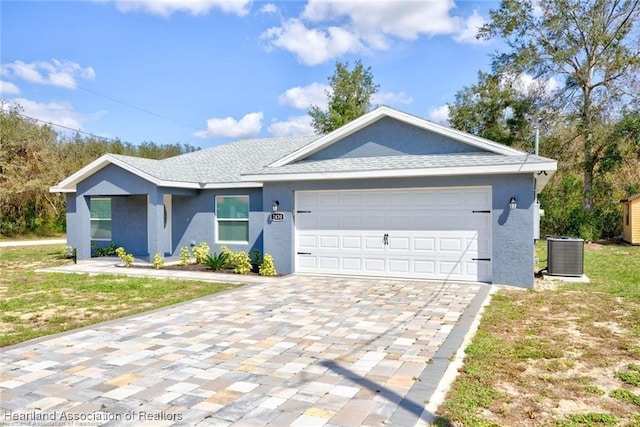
(216, 195), (249, 243)
(625, 204), (630, 226)
(90, 197), (111, 240)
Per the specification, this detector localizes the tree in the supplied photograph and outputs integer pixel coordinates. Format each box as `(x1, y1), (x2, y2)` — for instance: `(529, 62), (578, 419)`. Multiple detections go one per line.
(479, 0), (640, 211)
(448, 70), (538, 150)
(308, 59), (379, 134)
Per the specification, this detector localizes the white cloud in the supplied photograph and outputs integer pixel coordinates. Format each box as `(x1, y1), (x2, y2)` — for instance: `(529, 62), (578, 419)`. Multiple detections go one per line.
(195, 111), (263, 139)
(302, 0), (459, 40)
(1, 59), (95, 90)
(278, 82), (329, 110)
(0, 80), (20, 95)
(453, 10), (487, 44)
(108, 0), (251, 17)
(7, 97), (105, 130)
(503, 73), (561, 96)
(263, 0), (488, 64)
(260, 3), (278, 14)
(427, 105), (450, 124)
(268, 115), (314, 137)
(262, 18), (363, 66)
(372, 91), (413, 106)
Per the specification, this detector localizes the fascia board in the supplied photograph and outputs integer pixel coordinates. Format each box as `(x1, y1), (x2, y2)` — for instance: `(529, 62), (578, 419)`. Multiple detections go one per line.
(201, 182), (263, 189)
(242, 161), (558, 182)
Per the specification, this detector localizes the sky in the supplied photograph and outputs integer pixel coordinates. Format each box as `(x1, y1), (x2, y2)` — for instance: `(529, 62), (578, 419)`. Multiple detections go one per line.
(1, 0), (502, 148)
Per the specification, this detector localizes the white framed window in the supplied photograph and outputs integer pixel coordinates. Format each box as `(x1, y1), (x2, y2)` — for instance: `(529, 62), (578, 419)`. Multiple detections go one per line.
(90, 197), (112, 240)
(216, 195), (249, 243)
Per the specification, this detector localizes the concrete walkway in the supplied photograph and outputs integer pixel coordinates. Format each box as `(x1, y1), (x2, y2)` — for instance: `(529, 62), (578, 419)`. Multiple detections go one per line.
(1, 263), (491, 426)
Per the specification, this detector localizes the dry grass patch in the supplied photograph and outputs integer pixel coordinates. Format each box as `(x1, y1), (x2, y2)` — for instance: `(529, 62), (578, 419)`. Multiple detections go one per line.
(436, 242), (640, 426)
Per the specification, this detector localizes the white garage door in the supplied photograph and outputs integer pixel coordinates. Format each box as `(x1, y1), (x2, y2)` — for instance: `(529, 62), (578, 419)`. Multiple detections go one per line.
(295, 187), (492, 282)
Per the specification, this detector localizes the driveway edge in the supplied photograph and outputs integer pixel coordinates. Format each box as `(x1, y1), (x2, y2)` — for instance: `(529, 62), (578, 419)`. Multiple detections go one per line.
(389, 283), (494, 426)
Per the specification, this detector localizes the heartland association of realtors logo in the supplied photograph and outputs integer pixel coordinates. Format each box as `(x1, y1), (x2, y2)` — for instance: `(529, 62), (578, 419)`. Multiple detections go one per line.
(3, 410), (183, 425)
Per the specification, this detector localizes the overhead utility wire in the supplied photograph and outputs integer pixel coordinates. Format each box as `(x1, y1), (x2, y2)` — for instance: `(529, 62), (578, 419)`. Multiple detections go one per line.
(0, 57), (202, 131)
(14, 111), (123, 143)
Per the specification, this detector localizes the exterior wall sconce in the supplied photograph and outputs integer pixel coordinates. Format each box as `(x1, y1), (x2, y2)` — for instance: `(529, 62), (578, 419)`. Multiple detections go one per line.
(509, 197), (517, 210)
(272, 200), (279, 212)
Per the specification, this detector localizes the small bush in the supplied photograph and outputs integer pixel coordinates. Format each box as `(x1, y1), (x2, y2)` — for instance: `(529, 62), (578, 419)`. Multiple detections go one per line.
(221, 246), (252, 275)
(203, 251), (228, 271)
(259, 254), (277, 276)
(179, 246), (191, 266)
(91, 242), (118, 257)
(115, 247), (134, 267)
(152, 253), (164, 269)
(193, 242), (210, 264)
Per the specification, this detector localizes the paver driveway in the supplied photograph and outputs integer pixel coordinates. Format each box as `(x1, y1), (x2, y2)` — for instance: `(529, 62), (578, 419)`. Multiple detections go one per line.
(0, 275), (488, 426)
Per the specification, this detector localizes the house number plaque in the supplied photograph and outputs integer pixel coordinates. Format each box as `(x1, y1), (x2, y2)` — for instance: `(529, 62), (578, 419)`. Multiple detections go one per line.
(271, 212), (284, 222)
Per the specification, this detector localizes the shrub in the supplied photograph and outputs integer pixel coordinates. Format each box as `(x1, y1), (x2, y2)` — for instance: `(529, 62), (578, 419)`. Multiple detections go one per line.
(202, 251), (228, 271)
(179, 246), (191, 266)
(152, 253), (164, 269)
(193, 242), (210, 264)
(91, 242), (118, 257)
(115, 247), (134, 267)
(259, 254), (277, 276)
(220, 246), (252, 275)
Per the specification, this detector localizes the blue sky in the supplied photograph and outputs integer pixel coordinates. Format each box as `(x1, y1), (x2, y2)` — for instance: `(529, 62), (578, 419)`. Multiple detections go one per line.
(1, 0), (501, 148)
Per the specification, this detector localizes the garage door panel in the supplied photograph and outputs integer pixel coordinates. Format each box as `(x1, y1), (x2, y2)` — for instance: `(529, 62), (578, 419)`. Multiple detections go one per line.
(342, 257), (362, 271)
(388, 236), (410, 251)
(298, 235), (317, 249)
(388, 258), (410, 273)
(295, 188), (491, 282)
(342, 236), (362, 250)
(414, 237), (436, 252)
(319, 235), (339, 249)
(319, 256), (339, 270)
(365, 258), (385, 272)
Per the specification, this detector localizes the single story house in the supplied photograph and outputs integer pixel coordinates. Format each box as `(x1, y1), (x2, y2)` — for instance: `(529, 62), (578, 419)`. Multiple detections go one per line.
(51, 106), (557, 288)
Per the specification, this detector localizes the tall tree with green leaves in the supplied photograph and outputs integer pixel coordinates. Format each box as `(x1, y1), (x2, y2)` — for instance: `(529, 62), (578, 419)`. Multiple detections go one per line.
(448, 70), (538, 150)
(479, 0), (640, 211)
(308, 59), (379, 134)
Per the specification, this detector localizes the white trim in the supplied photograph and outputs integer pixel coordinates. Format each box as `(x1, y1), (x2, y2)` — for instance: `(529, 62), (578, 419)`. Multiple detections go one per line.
(214, 195), (250, 244)
(202, 182), (263, 189)
(243, 161), (558, 182)
(270, 106), (525, 167)
(163, 194), (172, 254)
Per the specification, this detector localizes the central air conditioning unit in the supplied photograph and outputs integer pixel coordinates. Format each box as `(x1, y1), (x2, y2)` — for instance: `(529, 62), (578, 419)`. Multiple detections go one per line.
(547, 237), (584, 276)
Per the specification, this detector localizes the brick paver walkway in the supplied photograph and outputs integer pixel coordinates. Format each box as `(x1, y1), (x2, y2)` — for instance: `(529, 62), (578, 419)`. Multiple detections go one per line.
(1, 274), (488, 426)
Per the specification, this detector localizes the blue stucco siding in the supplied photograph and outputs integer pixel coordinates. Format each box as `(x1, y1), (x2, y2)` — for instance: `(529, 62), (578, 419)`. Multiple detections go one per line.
(77, 164), (157, 196)
(172, 188), (264, 256)
(263, 174), (536, 288)
(112, 195), (148, 255)
(306, 117), (484, 161)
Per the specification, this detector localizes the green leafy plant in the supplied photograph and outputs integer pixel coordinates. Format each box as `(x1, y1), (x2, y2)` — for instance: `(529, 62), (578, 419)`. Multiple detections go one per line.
(259, 254), (277, 276)
(115, 247), (134, 267)
(179, 246), (191, 266)
(91, 242), (118, 257)
(193, 242), (210, 264)
(202, 251), (228, 271)
(221, 246), (252, 275)
(251, 249), (262, 265)
(152, 253), (164, 269)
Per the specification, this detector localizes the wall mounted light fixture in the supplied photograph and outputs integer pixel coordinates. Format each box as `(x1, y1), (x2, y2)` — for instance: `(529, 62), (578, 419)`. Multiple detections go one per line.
(272, 200), (279, 212)
(509, 197), (517, 210)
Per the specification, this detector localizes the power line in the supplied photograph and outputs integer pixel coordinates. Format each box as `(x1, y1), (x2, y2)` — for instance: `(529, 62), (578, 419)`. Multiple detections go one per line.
(13, 110), (124, 143)
(0, 57), (202, 131)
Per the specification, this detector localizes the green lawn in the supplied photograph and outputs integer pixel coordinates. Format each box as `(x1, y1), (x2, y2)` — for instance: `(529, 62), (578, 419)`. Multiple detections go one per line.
(436, 241), (640, 426)
(0, 245), (238, 347)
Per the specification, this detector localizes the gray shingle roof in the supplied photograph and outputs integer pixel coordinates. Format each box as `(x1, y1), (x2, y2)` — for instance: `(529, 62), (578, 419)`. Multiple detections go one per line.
(246, 153), (556, 176)
(111, 135), (321, 184)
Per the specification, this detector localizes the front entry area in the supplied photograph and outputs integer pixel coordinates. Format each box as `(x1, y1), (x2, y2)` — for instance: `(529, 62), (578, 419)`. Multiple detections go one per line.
(295, 187), (492, 282)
